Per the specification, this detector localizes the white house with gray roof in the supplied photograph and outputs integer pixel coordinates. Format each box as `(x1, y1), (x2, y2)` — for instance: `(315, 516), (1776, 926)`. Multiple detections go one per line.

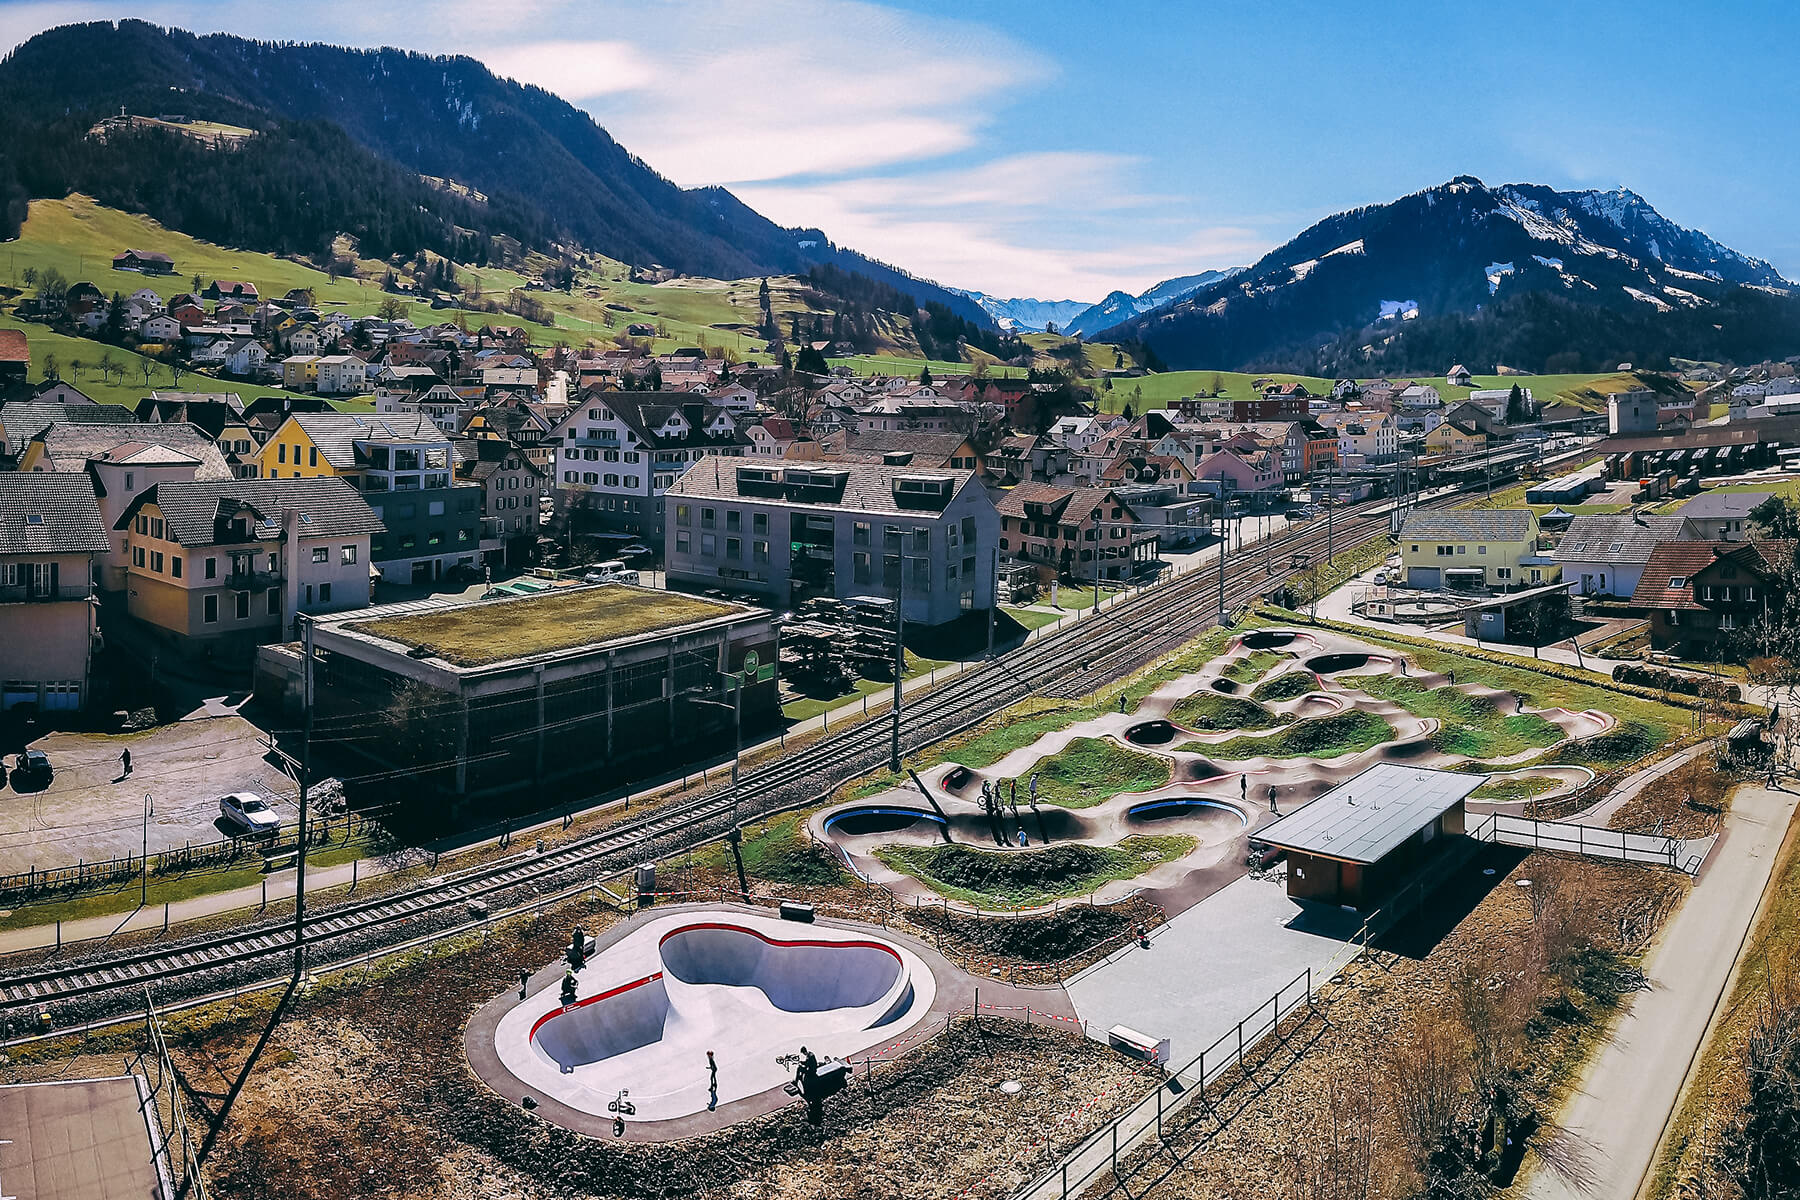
(1550, 512), (1699, 597)
(0, 473), (111, 711)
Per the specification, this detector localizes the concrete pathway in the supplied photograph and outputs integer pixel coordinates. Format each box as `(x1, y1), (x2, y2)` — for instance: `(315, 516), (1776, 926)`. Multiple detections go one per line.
(1524, 782), (1800, 1200)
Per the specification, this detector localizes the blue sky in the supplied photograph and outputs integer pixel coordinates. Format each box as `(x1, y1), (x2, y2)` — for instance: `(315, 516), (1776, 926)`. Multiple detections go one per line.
(2, 0), (1794, 299)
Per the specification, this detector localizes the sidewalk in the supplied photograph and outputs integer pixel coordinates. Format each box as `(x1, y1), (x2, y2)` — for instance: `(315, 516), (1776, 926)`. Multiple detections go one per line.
(1524, 782), (1800, 1200)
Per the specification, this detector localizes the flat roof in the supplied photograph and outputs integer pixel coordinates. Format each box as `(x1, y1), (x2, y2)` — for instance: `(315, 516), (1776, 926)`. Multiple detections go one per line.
(342, 584), (743, 667)
(1255, 764), (1482, 865)
(0, 1076), (171, 1199)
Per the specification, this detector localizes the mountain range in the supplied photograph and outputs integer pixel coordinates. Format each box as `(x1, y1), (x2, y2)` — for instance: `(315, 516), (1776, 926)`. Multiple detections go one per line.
(960, 270), (1242, 335)
(1100, 176), (1799, 373)
(0, 19), (993, 326)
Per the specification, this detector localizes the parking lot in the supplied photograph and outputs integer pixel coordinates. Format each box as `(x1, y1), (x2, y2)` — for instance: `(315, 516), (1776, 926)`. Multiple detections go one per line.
(0, 717), (298, 876)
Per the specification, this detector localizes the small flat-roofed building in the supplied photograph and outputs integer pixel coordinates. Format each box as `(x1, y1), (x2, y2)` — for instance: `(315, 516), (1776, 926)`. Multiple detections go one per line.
(1255, 764), (1482, 910)
(263, 584), (778, 813)
(0, 1074), (174, 1199)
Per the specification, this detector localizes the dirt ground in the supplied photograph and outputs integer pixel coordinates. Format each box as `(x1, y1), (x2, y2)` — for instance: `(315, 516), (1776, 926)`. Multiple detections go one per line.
(1606, 755), (1741, 839)
(1130, 849), (1690, 1200)
(143, 896), (1159, 1200)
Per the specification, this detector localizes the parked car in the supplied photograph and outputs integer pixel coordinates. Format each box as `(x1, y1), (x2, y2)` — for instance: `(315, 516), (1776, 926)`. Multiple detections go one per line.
(1246, 840), (1285, 870)
(12, 749), (50, 786)
(220, 792), (281, 837)
(1372, 569), (1389, 585)
(618, 543), (652, 559)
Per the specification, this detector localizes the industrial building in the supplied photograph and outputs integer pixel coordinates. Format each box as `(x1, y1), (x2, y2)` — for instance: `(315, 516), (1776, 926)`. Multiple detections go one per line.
(256, 584), (779, 812)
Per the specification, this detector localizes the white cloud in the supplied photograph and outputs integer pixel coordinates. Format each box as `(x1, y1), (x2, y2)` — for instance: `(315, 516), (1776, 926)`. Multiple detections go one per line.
(0, 0), (1268, 296)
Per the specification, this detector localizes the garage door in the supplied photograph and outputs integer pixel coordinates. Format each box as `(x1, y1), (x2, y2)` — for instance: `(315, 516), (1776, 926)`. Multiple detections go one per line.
(1407, 567), (1442, 589)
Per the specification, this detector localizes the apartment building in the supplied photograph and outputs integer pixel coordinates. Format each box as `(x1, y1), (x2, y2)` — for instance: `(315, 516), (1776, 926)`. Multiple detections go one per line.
(662, 460), (998, 626)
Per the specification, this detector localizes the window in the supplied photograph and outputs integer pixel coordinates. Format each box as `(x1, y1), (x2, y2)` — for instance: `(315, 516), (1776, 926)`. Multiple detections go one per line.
(753, 540), (769, 564)
(1410, 544), (1419, 553)
(150, 551), (163, 573)
(1669, 576), (1686, 588)
(911, 529), (930, 553)
(701, 507), (716, 529)
(428, 500), (446, 517)
(311, 547), (329, 563)
(884, 554), (901, 588)
(268, 553), (278, 572)
(911, 557), (931, 588)
(308, 446), (318, 468)
(854, 552), (872, 585)
(1436, 545), (1454, 557)
(1668, 609), (1681, 625)
(1745, 584), (1758, 601)
(341, 545), (358, 565)
(604, 474), (619, 488)
(1478, 545), (1487, 555)
(726, 537), (741, 561)
(853, 521), (871, 546)
(267, 588), (280, 615)
(1701, 585), (1714, 601)
(726, 510), (741, 532)
(204, 594), (218, 623)
(1457, 545), (1467, 555)
(319, 582), (331, 603)
(676, 531), (691, 554)
(753, 512), (768, 536)
(701, 533), (717, 556)
(171, 557), (182, 579)
(278, 444), (287, 464)
(676, 504), (691, 526)
(235, 592), (250, 620)
(133, 546), (145, 568)
(205, 557), (217, 580)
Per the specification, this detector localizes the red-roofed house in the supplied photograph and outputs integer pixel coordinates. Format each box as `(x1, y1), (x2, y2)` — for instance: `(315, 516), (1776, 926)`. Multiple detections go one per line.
(0, 329), (28, 384)
(203, 280), (259, 302)
(1630, 540), (1787, 656)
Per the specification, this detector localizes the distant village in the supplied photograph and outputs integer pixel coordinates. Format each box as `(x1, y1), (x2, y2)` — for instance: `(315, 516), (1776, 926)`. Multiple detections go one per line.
(2, 249), (1798, 726)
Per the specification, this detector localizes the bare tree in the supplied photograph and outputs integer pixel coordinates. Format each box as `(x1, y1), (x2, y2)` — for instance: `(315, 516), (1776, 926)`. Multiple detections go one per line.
(1283, 1074), (1377, 1200)
(1384, 1011), (1468, 1186)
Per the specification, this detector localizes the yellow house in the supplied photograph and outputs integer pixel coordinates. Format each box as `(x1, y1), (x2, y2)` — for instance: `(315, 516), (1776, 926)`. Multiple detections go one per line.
(281, 355), (321, 390)
(1398, 508), (1557, 590)
(1423, 421), (1486, 456)
(254, 411), (443, 482)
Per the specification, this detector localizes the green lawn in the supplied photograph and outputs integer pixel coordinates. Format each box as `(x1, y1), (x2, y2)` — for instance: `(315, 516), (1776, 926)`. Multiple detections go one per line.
(1185, 710), (1396, 759)
(1348, 673), (1566, 760)
(1470, 776), (1556, 803)
(689, 812), (845, 886)
(1002, 606), (1067, 632)
(1224, 650), (1285, 684)
(1252, 672), (1320, 702)
(1023, 737), (1173, 808)
(1090, 368), (1679, 416)
(875, 835), (1195, 908)
(1168, 693), (1291, 731)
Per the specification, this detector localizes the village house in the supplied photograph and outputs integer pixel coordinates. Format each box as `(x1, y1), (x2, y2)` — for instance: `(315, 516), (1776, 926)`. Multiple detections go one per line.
(0, 473), (110, 712)
(1399, 508), (1555, 590)
(455, 437), (548, 567)
(315, 355), (370, 396)
(1631, 540), (1786, 658)
(549, 390), (747, 542)
(111, 249), (176, 275)
(995, 482), (1159, 584)
(115, 477), (383, 665)
(1551, 512), (1697, 598)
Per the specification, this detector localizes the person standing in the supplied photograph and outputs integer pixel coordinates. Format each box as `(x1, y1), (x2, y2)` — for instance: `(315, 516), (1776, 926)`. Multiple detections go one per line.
(120, 748), (132, 777)
(1029, 773), (1039, 804)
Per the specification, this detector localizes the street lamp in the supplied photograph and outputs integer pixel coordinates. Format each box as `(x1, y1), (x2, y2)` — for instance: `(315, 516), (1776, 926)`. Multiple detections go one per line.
(141, 792), (153, 907)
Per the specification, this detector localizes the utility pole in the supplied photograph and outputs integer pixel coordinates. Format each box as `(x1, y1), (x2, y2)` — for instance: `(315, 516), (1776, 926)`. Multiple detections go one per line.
(986, 546), (998, 658)
(1326, 462), (1336, 566)
(294, 615), (314, 982)
(889, 585), (904, 773)
(1216, 482), (1227, 622)
(141, 792), (153, 908)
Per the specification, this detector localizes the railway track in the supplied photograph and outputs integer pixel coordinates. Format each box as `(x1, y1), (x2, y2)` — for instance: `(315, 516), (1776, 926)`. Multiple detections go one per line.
(0, 493), (1432, 1026)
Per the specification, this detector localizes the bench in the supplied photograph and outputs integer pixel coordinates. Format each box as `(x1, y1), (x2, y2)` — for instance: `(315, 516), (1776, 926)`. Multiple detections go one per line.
(261, 852), (298, 874)
(779, 899), (815, 923)
(1107, 1024), (1171, 1065)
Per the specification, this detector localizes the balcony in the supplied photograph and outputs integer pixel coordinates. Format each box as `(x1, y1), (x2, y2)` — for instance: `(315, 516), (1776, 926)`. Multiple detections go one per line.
(0, 583), (91, 604)
(225, 569), (282, 591)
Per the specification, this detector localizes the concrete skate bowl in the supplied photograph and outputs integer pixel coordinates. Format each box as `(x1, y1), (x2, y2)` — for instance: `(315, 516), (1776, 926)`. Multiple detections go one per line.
(1305, 652), (1390, 676)
(1125, 720), (1178, 746)
(823, 806), (947, 838)
(1125, 798), (1250, 841)
(1240, 629), (1311, 652)
(1209, 678), (1241, 694)
(491, 912), (935, 1129)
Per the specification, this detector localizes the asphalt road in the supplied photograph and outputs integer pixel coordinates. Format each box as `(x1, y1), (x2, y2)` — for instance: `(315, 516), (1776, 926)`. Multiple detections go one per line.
(1524, 782), (1799, 1200)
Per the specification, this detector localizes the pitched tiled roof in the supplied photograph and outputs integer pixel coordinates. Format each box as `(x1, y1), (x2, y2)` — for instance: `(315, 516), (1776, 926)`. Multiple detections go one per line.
(993, 482), (1128, 527)
(1398, 508), (1535, 544)
(287, 412), (441, 470)
(665, 458), (980, 517)
(0, 473), (110, 554)
(817, 429), (970, 466)
(0, 402), (137, 458)
(1552, 514), (1692, 565)
(118, 478), (384, 546)
(31, 420), (231, 478)
(1629, 541), (1780, 610)
(0, 329), (28, 364)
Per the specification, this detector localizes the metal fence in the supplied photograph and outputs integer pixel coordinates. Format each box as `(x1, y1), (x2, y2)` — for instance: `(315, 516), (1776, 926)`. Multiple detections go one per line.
(0, 811), (377, 907)
(1470, 811), (1710, 874)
